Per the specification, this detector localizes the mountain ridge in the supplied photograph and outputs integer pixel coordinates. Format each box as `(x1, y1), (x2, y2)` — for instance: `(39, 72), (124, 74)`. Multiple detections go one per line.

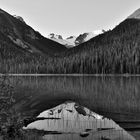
(0, 8), (67, 55)
(1, 8), (140, 74)
(47, 30), (103, 47)
(128, 8), (140, 19)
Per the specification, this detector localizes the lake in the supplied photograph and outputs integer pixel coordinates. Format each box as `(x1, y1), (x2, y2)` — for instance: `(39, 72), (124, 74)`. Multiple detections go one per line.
(1, 75), (140, 139)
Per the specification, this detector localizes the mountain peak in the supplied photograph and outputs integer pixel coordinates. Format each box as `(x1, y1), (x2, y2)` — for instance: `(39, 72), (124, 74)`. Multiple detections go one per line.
(47, 31), (103, 47)
(48, 34), (76, 48)
(48, 33), (63, 40)
(13, 15), (25, 23)
(128, 8), (140, 19)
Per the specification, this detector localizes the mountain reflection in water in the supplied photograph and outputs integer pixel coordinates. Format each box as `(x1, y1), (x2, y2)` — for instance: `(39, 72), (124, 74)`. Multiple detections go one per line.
(3, 75), (140, 139)
(24, 101), (135, 140)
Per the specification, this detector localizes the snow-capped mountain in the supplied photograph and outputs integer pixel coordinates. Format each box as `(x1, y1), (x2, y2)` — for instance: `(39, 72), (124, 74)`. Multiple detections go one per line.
(48, 30), (103, 48)
(66, 36), (77, 46)
(75, 32), (95, 45)
(128, 8), (140, 19)
(75, 30), (104, 45)
(75, 33), (92, 45)
(48, 33), (75, 48)
(24, 102), (135, 140)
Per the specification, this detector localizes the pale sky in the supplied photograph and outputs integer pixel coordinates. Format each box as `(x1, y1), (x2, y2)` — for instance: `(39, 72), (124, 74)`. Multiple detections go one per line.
(0, 0), (140, 38)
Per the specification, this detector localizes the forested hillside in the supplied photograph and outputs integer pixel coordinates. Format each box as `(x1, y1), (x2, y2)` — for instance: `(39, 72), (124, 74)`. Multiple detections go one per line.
(0, 8), (67, 73)
(1, 7), (140, 74)
(62, 19), (140, 74)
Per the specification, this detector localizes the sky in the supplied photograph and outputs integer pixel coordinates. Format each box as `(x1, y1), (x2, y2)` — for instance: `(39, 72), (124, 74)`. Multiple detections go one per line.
(0, 0), (140, 38)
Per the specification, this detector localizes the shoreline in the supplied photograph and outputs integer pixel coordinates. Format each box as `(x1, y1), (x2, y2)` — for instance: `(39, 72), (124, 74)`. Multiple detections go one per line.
(1, 73), (140, 77)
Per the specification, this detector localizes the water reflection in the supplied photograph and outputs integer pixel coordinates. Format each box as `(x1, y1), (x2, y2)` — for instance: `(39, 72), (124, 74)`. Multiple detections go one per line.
(24, 101), (135, 140)
(10, 76), (140, 121)
(2, 75), (140, 139)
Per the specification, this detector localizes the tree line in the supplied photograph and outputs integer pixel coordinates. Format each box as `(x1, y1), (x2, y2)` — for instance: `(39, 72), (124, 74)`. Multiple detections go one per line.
(1, 19), (140, 74)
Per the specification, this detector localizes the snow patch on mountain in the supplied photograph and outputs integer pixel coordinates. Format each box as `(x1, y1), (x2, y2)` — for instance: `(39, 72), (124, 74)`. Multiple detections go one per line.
(75, 30), (104, 45)
(66, 36), (76, 46)
(48, 33), (75, 48)
(81, 32), (95, 42)
(75, 32), (97, 45)
(128, 8), (140, 19)
(93, 30), (104, 35)
(48, 30), (103, 47)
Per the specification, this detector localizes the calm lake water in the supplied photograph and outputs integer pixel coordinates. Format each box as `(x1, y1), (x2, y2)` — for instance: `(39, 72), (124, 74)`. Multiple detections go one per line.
(2, 75), (140, 139)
